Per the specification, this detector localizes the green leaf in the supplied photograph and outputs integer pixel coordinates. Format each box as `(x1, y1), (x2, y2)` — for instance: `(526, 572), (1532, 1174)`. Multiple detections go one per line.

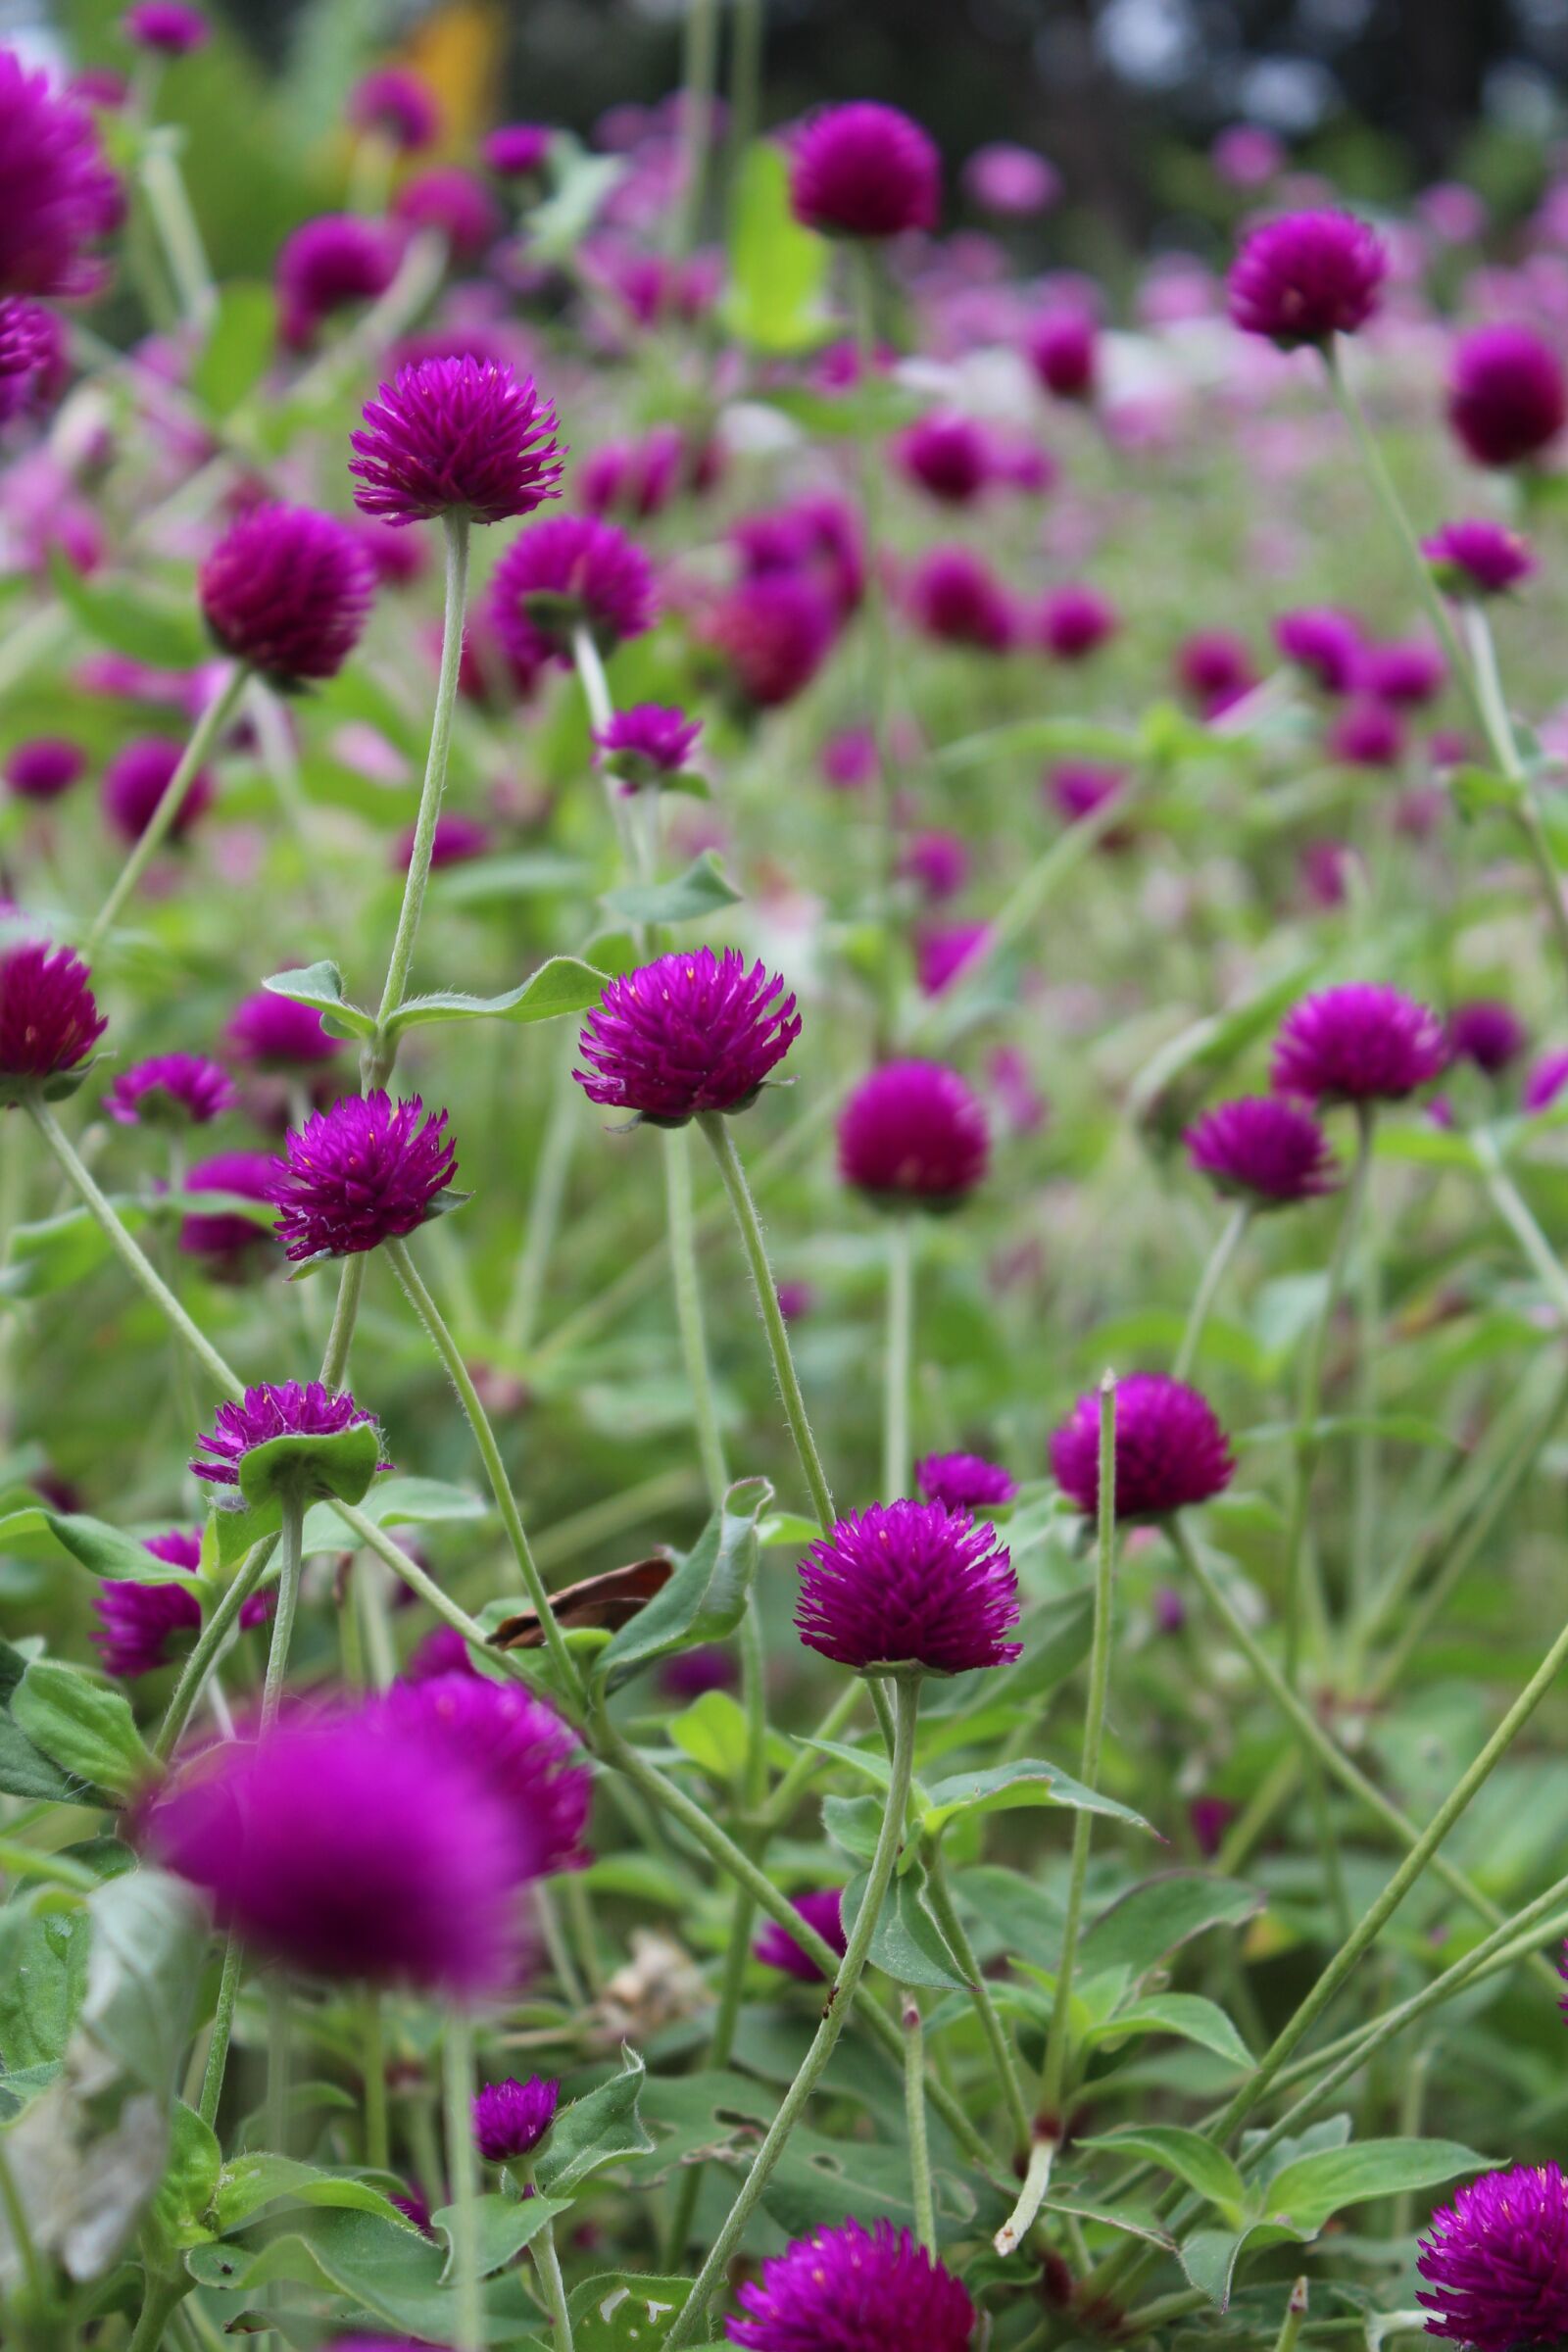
(535, 2048), (654, 2195)
(1080, 1873), (1264, 1976)
(0, 1506), (172, 1583)
(1260, 2138), (1493, 2235)
(842, 1859), (969, 1991)
(1179, 2224), (1283, 2309)
(262, 961), (376, 1041)
(599, 1478), (770, 1689)
(668, 1690), (752, 1783)
(822, 1793), (882, 1866)
(602, 852), (743, 927)
(213, 2153), (413, 2233)
(432, 2192), (572, 2280)
(81, 1867), (207, 2092)
(387, 955), (609, 1038)
(567, 2271), (694, 2349)
(722, 140), (831, 353)
(0, 1197), (157, 1301)
(1084, 1993), (1251, 2068)
(0, 1897), (89, 2072)
(1084, 2128), (1246, 2227)
(48, 550), (208, 669)
(919, 1757), (1152, 1839)
(185, 2207), (458, 2339)
(12, 1660), (153, 1800)
(145, 2102), (222, 2261)
(192, 280), (277, 417)
(236, 1421), (385, 1514)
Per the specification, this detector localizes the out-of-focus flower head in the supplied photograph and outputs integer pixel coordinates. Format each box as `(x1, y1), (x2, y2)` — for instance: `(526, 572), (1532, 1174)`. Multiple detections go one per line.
(106, 1053), (235, 1128)
(789, 102), (940, 239)
(1447, 323), (1567, 468)
(1423, 517), (1536, 598)
(275, 215), (399, 352)
(0, 52), (120, 299)
(347, 66), (440, 153)
(963, 142), (1059, 217)
(1228, 209), (1387, 347)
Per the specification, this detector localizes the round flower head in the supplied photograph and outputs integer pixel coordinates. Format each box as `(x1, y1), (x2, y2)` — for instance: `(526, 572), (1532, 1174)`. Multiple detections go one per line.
(1274, 606), (1361, 694)
(908, 548), (1015, 652)
(901, 829), (968, 902)
(915, 921), (989, 998)
(347, 66), (440, 152)
(392, 811), (490, 871)
(405, 1624), (477, 1683)
(1328, 698), (1403, 769)
(381, 1673), (592, 1877)
(393, 168), (500, 263)
(0, 943), (106, 1099)
(4, 737), (84, 802)
(484, 122), (551, 178)
(1227, 209), (1386, 346)
(895, 412), (992, 506)
(226, 989), (342, 1072)
(1271, 983), (1449, 1102)
(732, 495), (863, 619)
(1357, 640), (1445, 708)
(276, 215), (399, 352)
(730, 2217), (975, 2352)
(1053, 1373), (1234, 1522)
(143, 1701), (535, 1994)
(594, 704), (701, 787)
(1040, 584), (1118, 662)
(1184, 1096), (1340, 1208)
(1449, 999), (1527, 1076)
(201, 504), (377, 686)
(575, 949), (800, 1127)
(837, 1061), (989, 1209)
(1048, 761), (1133, 843)
(1027, 308), (1097, 400)
(266, 1092), (457, 1262)
(1525, 1049), (1568, 1114)
(796, 1499), (1020, 1675)
(350, 360), (564, 529)
(191, 1380), (381, 1487)
(1177, 631), (1255, 713)
(789, 103), (940, 240)
(964, 141), (1058, 218)
(103, 736), (214, 845)
(916, 1451), (1018, 1512)
(705, 574), (836, 709)
(1424, 516), (1536, 598)
(472, 2074), (559, 2164)
(105, 1053), (235, 1128)
(1213, 122), (1284, 188)
(0, 53), (120, 298)
(490, 514), (655, 662)
(93, 1577), (201, 1677)
(1448, 323), (1567, 468)
(1417, 2162), (1568, 2349)
(753, 1888), (847, 1983)
(177, 1150), (277, 1276)
(122, 3), (208, 55)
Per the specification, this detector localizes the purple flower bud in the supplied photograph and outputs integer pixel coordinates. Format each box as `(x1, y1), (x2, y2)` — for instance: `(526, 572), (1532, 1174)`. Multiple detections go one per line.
(93, 1576), (201, 1676)
(1423, 516), (1536, 598)
(102, 735), (214, 845)
(0, 53), (120, 300)
(484, 123), (551, 179)
(789, 103), (940, 240)
(490, 514), (655, 662)
(1417, 2162), (1568, 2349)
(382, 1672), (592, 1878)
(1039, 583), (1118, 661)
(1184, 1095), (1340, 1208)
(900, 829), (968, 903)
(1052, 1373), (1235, 1521)
(1176, 632), (1255, 714)
(347, 67), (440, 153)
(753, 1888), (847, 1982)
(838, 1061), (989, 1208)
(731, 2218), (975, 2352)
(145, 1528), (202, 1572)
(105, 1053), (235, 1128)
(593, 704), (702, 786)
(1448, 324), (1567, 468)
(1047, 761), (1133, 843)
(225, 990), (342, 1072)
(796, 1498), (1021, 1675)
(895, 412), (992, 506)
(122, 3), (209, 56)
(472, 2074), (559, 2163)
(705, 574), (836, 709)
(732, 497), (863, 619)
(963, 142), (1058, 219)
(191, 1380), (382, 1486)
(1227, 209), (1387, 347)
(392, 811), (490, 870)
(1356, 640), (1446, 708)
(1274, 606), (1362, 694)
(1328, 697), (1403, 768)
(1026, 308), (1097, 401)
(907, 547), (1015, 651)
(266, 1092), (457, 1262)
(0, 943), (106, 1098)
(350, 360), (564, 529)
(916, 1451), (1017, 1511)
(1448, 1000), (1527, 1076)
(914, 921), (989, 999)
(1212, 123), (1284, 189)
(575, 949), (801, 1126)
(177, 1150), (277, 1276)
(393, 168), (500, 264)
(4, 737), (84, 802)
(1271, 983), (1449, 1102)
(275, 215), (399, 352)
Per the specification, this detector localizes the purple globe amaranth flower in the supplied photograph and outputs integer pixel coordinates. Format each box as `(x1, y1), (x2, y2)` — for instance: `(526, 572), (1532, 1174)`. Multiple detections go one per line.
(705, 573), (836, 709)
(1448, 323), (1567, 468)
(276, 215), (399, 351)
(1448, 999), (1527, 1076)
(797, 1498), (1020, 1675)
(266, 1092), (457, 1262)
(964, 141), (1058, 218)
(1027, 307), (1097, 400)
(1274, 606), (1362, 694)
(895, 412), (992, 506)
(916, 1451), (1018, 1513)
(1328, 697), (1404, 769)
(0, 943), (107, 1100)
(1424, 516), (1536, 598)
(122, 2), (209, 55)
(484, 122), (551, 178)
(1271, 983), (1449, 1103)
(472, 2074), (559, 2164)
(789, 103), (940, 240)
(144, 1528), (202, 1573)
(0, 53), (120, 299)
(93, 1577), (201, 1677)
(594, 704), (701, 788)
(191, 1380), (381, 1487)
(490, 514), (655, 662)
(347, 65), (440, 152)
(102, 736), (214, 846)
(1357, 640), (1446, 708)
(0, 297), (57, 422)
(901, 829), (968, 902)
(915, 921), (989, 999)
(144, 1699), (536, 1994)
(1417, 2162), (1568, 2349)
(393, 168), (500, 264)
(350, 360), (564, 530)
(907, 547), (1016, 652)
(754, 1887), (847, 1983)
(1039, 584), (1118, 661)
(226, 990), (342, 1071)
(1052, 1373), (1235, 1521)
(381, 1672), (592, 1877)
(1213, 122), (1285, 188)
(405, 1624), (477, 1682)
(1228, 208), (1387, 346)
(1525, 1049), (1568, 1114)
(575, 949), (800, 1127)
(105, 1053), (235, 1128)
(178, 1150), (277, 1275)
(732, 495), (863, 619)
(838, 1061), (989, 1209)
(253, 603), (354, 714)
(1048, 761), (1134, 844)
(730, 2218), (975, 2352)
(1177, 631), (1255, 714)
(392, 811), (490, 870)
(4, 737), (84, 802)
(1184, 1096), (1340, 1208)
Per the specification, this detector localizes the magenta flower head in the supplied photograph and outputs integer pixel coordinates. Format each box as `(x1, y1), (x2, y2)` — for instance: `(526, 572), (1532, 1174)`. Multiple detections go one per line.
(789, 103), (940, 240)
(916, 1451), (1018, 1512)
(1048, 761), (1133, 844)
(838, 1060), (989, 1210)
(575, 949), (800, 1127)
(103, 736), (214, 845)
(350, 360), (564, 530)
(392, 811), (489, 871)
(895, 412), (992, 506)
(490, 515), (654, 663)
(347, 65), (440, 152)
(1274, 606), (1362, 694)
(381, 1673), (592, 1877)
(1052, 1373), (1235, 1521)
(275, 215), (398, 351)
(1357, 640), (1446, 708)
(201, 505), (376, 687)
(964, 141), (1058, 218)
(1448, 1000), (1527, 1076)
(1525, 1050), (1568, 1115)
(1416, 2162), (1568, 2349)
(753, 1888), (847, 1983)
(796, 1498), (1020, 1676)
(705, 574), (836, 709)
(730, 2218), (975, 2352)
(0, 53), (120, 298)
(908, 548), (1016, 652)
(1448, 323), (1567, 468)
(473, 2075), (559, 2165)
(1040, 584), (1118, 662)
(266, 1092), (458, 1263)
(143, 1699), (535, 1994)
(226, 990), (342, 1072)
(1227, 209), (1386, 347)
(177, 1150), (276, 1277)
(145, 1528), (202, 1573)
(122, 3), (208, 55)
(1271, 983), (1449, 1103)
(93, 1577), (201, 1677)
(191, 1380), (382, 1487)
(1184, 1095), (1340, 1208)
(393, 167), (501, 263)
(105, 1053), (235, 1129)
(1328, 697), (1403, 769)
(901, 829), (968, 902)
(484, 122), (551, 179)
(1176, 632), (1254, 712)
(1027, 307), (1097, 401)
(4, 737), (84, 802)
(0, 296), (60, 422)
(0, 943), (106, 1103)
(1423, 516), (1536, 598)
(594, 704), (701, 789)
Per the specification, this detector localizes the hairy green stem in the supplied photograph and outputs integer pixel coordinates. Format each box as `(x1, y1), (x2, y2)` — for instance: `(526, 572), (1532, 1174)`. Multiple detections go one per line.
(882, 1212), (915, 1499)
(139, 127), (217, 330)
(664, 1126), (729, 1502)
(1173, 1202), (1250, 1383)
(84, 664), (248, 954)
(443, 2011), (484, 2352)
(904, 1998), (937, 2254)
(157, 1541), (273, 1760)
(504, 1055), (582, 1355)
(531, 2212), (574, 2349)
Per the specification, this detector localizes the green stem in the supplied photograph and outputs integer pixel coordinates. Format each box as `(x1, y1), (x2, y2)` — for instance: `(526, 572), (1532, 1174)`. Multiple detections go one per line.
(1174, 1203), (1250, 1384)
(262, 1493), (304, 1730)
(698, 1113), (835, 1532)
(903, 1998), (936, 2254)
(126, 2266), (189, 2352)
(1473, 1126), (1568, 1322)
(386, 1238), (581, 1702)
(1038, 1373), (1116, 2121)
(198, 1936), (243, 2129)
(0, 2140), (50, 2322)
(138, 128), (217, 330)
(673, 0), (720, 257)
(850, 241), (901, 1045)
(531, 2213), (574, 2350)
(84, 664), (248, 955)
(1350, 1102), (1380, 1616)
(570, 625), (638, 881)
(157, 1540), (273, 1760)
(363, 1994), (389, 2174)
(504, 1054), (582, 1355)
(663, 1676), (922, 2350)
(994, 2132), (1056, 2258)
(1462, 600), (1568, 995)
(663, 1125), (729, 1503)
(924, 1850), (1031, 2159)
(320, 1254), (368, 1392)
(1275, 2281), (1309, 2352)
(725, 0), (765, 177)
(882, 1213), (915, 1499)
(534, 1883), (588, 2010)
(443, 2011), (484, 2352)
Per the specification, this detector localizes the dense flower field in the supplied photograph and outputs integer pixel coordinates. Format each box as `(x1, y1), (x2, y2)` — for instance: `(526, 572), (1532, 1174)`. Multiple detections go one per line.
(5, 13), (1568, 2351)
